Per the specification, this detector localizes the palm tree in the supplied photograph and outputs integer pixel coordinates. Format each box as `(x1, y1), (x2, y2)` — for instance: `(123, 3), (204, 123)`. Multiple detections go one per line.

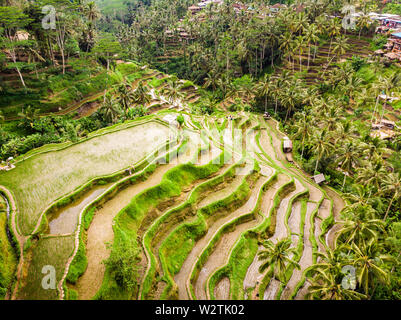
(133, 81), (151, 106)
(305, 245), (366, 300)
(83, 1), (101, 51)
(101, 95), (121, 124)
(323, 36), (350, 78)
(322, 106), (341, 132)
(356, 160), (387, 194)
(362, 137), (387, 161)
(115, 79), (135, 114)
(162, 79), (184, 107)
(18, 105), (40, 128)
(352, 242), (393, 297)
(256, 74), (272, 112)
(294, 35), (305, 73)
(291, 112), (311, 160)
(343, 185), (377, 212)
(304, 23), (319, 69)
(279, 32), (294, 67)
(258, 238), (300, 284)
(306, 270), (366, 300)
(307, 246), (351, 281)
(338, 209), (385, 247)
(356, 13), (372, 39)
(333, 122), (355, 146)
(326, 18), (341, 60)
(336, 140), (362, 190)
(203, 71), (219, 91)
(381, 172), (401, 221)
(311, 129), (333, 174)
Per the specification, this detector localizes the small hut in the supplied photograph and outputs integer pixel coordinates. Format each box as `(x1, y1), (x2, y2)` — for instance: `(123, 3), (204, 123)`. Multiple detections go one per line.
(312, 173), (326, 185)
(188, 5), (201, 15)
(283, 137), (293, 153)
(384, 52), (398, 60)
(381, 119), (396, 130)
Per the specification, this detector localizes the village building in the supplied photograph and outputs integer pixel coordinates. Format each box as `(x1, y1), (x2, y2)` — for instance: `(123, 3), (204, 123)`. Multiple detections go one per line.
(383, 32), (401, 61)
(15, 30), (30, 41)
(312, 173), (326, 185)
(294, 4), (306, 13)
(371, 120), (398, 140)
(283, 137), (293, 153)
(381, 119), (396, 130)
(269, 3), (287, 13)
(188, 5), (201, 15)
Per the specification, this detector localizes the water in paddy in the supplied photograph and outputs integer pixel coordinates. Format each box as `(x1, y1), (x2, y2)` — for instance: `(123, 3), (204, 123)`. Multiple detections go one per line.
(48, 185), (110, 235)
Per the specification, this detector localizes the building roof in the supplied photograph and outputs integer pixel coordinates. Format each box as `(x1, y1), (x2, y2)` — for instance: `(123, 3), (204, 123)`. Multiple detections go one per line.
(283, 140), (293, 149)
(384, 52), (399, 59)
(392, 32), (401, 38)
(381, 119), (396, 125)
(313, 174), (326, 185)
(271, 3), (286, 9)
(15, 31), (29, 41)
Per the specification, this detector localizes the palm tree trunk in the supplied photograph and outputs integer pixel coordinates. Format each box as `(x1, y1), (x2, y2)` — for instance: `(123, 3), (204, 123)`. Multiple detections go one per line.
(342, 173), (347, 190)
(265, 95), (267, 112)
(371, 94), (380, 125)
(327, 37), (333, 60)
(301, 137), (305, 160)
(315, 157), (320, 173)
(299, 49), (302, 73)
(383, 194), (395, 221)
(15, 66), (26, 88)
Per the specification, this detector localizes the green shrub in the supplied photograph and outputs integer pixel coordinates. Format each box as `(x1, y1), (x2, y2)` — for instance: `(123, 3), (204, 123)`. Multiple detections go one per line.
(66, 238), (88, 284)
(103, 239), (140, 292)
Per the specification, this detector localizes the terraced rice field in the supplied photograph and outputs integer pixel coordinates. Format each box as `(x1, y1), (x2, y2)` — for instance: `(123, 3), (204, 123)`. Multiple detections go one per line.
(0, 103), (344, 300)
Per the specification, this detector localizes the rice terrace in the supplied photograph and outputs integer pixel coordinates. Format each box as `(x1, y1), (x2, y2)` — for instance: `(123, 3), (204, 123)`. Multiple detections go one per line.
(0, 0), (400, 302)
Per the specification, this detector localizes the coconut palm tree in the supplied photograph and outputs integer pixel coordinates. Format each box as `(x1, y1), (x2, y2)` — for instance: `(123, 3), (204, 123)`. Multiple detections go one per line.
(356, 160), (387, 194)
(333, 122), (355, 146)
(338, 201), (384, 247)
(115, 79), (135, 114)
(311, 129), (333, 174)
(336, 140), (362, 190)
(326, 18), (341, 60)
(343, 185), (378, 212)
(381, 172), (401, 222)
(304, 23), (319, 69)
(18, 105), (40, 128)
(352, 242), (393, 298)
(308, 246), (351, 279)
(356, 13), (372, 39)
(306, 270), (366, 300)
(294, 35), (306, 73)
(162, 79), (185, 108)
(362, 137), (387, 161)
(323, 36), (350, 78)
(133, 81), (151, 106)
(258, 238), (300, 284)
(322, 106), (341, 132)
(291, 111), (312, 160)
(101, 95), (121, 124)
(279, 32), (294, 67)
(256, 74), (272, 112)
(203, 71), (219, 91)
